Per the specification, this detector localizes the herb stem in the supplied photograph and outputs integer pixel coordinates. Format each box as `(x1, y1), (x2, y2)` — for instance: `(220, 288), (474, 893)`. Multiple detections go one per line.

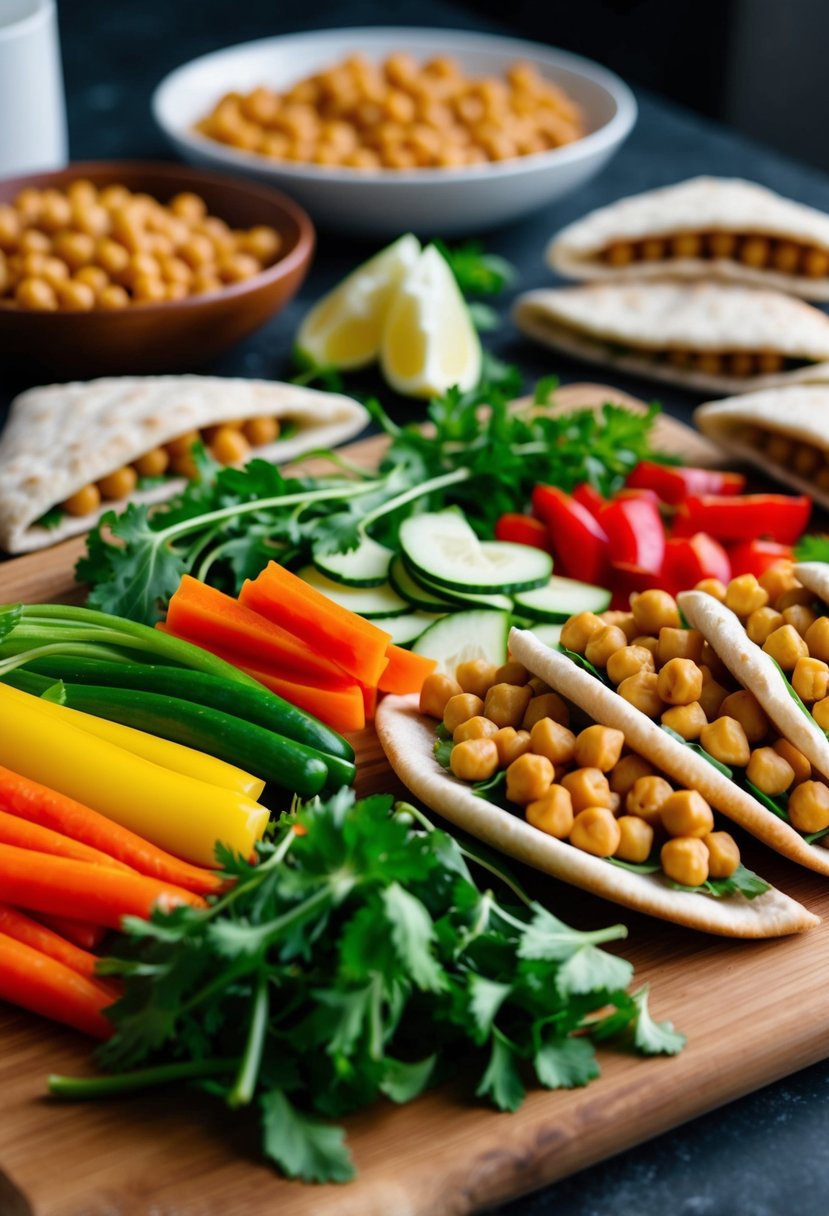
(227, 971), (270, 1108)
(356, 467), (472, 532)
(48, 1056), (238, 1099)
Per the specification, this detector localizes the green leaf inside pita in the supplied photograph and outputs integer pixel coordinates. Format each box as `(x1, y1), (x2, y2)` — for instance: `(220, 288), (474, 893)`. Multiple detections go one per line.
(558, 644), (612, 687)
(34, 506), (65, 531)
(769, 656), (829, 740)
(606, 855), (662, 875)
(433, 736), (453, 770)
(660, 725), (733, 778)
(744, 780), (789, 821)
(670, 863), (770, 900)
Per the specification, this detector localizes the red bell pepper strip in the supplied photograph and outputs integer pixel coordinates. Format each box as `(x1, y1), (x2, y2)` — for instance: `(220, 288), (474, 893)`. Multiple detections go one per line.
(613, 487), (662, 509)
(599, 496), (666, 574)
(531, 485), (610, 585)
(494, 513), (552, 552)
(672, 494), (811, 545)
(727, 540), (794, 578)
(609, 562), (675, 611)
(572, 482), (606, 519)
(626, 462), (746, 505)
(662, 533), (732, 590)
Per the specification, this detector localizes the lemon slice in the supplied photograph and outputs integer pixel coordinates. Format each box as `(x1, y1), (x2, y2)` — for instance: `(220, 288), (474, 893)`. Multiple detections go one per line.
(295, 233), (421, 370)
(379, 244), (482, 398)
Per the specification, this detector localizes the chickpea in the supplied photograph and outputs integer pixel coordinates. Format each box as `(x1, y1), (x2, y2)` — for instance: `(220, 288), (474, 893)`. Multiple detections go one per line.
(632, 635), (659, 660)
(62, 483), (101, 516)
(631, 589), (680, 634)
(98, 284), (130, 309)
(661, 837), (709, 886)
(704, 831), (740, 879)
(529, 717), (576, 766)
(0, 204), (21, 250)
(133, 274), (166, 303)
(697, 677), (728, 721)
(661, 701), (707, 740)
(209, 426), (251, 467)
(443, 692), (485, 734)
(718, 690), (768, 744)
(788, 780), (829, 833)
(483, 682), (533, 729)
(758, 562), (796, 602)
(526, 785), (574, 839)
(617, 670), (663, 718)
(609, 754), (655, 798)
(561, 767), (613, 812)
(527, 677), (551, 696)
(454, 659), (497, 698)
(699, 716), (751, 767)
(53, 230), (95, 271)
(782, 604), (818, 637)
(15, 276), (57, 310)
(700, 642), (729, 683)
(605, 241), (635, 267)
(626, 775), (674, 826)
(56, 279), (96, 312)
(493, 660), (529, 686)
(97, 466), (138, 500)
(659, 789), (714, 838)
(772, 737), (811, 785)
(746, 746), (795, 796)
(694, 578), (727, 601)
(585, 624), (628, 669)
(614, 815), (654, 863)
(450, 738), (499, 783)
(522, 692), (569, 730)
(132, 447), (169, 478)
(570, 807), (621, 857)
(599, 611), (637, 642)
(746, 606), (784, 646)
(725, 574), (768, 619)
(506, 752), (554, 805)
(656, 658), (704, 707)
(18, 228), (51, 254)
(453, 715), (499, 744)
(74, 264), (108, 294)
(559, 611), (604, 654)
(420, 672), (463, 719)
(775, 586), (814, 611)
(242, 416), (279, 447)
(640, 238), (666, 261)
(803, 247), (829, 278)
(763, 624), (809, 671)
(606, 645), (655, 686)
(573, 725), (625, 772)
(812, 697), (829, 731)
(791, 656), (829, 703)
(657, 627), (704, 667)
(493, 727), (532, 767)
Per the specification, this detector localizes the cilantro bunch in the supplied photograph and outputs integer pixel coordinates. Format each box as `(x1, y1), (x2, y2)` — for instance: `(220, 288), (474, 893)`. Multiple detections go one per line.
(50, 791), (684, 1184)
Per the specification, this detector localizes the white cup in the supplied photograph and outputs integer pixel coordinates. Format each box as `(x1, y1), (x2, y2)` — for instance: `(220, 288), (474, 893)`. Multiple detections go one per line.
(0, 0), (67, 178)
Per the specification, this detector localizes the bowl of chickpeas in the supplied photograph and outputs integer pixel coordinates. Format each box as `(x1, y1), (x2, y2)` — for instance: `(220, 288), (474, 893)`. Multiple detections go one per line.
(152, 27), (636, 237)
(0, 161), (314, 375)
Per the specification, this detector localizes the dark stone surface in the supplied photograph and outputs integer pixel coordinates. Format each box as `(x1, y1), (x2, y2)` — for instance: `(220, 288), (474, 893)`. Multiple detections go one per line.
(4, 2), (829, 1212)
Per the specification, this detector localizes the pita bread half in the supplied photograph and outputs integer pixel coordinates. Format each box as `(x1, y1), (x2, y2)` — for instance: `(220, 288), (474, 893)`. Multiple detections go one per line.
(547, 177), (829, 300)
(375, 701), (814, 939)
(794, 561), (829, 604)
(513, 281), (829, 395)
(695, 386), (829, 509)
(0, 376), (369, 554)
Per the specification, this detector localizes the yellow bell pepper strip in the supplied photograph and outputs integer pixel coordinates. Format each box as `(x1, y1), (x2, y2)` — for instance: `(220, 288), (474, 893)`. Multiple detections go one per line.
(0, 684), (268, 866)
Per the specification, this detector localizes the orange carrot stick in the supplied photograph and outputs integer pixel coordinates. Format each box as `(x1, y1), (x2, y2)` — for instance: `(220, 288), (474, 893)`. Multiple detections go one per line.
(0, 765), (222, 895)
(36, 916), (106, 952)
(0, 843), (206, 930)
(378, 645), (438, 695)
(0, 931), (113, 1039)
(0, 808), (133, 871)
(0, 904), (109, 986)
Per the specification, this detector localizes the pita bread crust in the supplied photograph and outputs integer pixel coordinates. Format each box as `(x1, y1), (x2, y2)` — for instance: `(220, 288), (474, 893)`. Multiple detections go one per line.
(694, 386), (829, 509)
(0, 377), (369, 554)
(548, 177), (829, 300)
(794, 562), (829, 604)
(375, 692), (815, 937)
(513, 283), (829, 396)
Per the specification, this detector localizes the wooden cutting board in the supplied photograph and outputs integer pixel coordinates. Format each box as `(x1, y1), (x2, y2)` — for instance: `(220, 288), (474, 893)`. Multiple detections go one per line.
(3, 384), (827, 1216)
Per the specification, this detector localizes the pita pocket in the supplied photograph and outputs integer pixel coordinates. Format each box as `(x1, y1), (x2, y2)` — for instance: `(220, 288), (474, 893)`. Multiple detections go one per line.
(695, 385), (829, 508)
(374, 629), (816, 937)
(0, 376), (369, 554)
(547, 177), (829, 300)
(513, 281), (829, 394)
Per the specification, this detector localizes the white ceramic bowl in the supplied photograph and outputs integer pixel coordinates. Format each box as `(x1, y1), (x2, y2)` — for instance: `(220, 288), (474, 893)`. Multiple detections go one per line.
(152, 26), (636, 237)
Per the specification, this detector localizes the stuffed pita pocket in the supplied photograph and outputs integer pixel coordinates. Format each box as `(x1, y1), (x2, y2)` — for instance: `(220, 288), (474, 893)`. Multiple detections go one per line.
(375, 628), (815, 937)
(547, 177), (829, 300)
(694, 385), (829, 510)
(513, 281), (829, 394)
(0, 376), (369, 554)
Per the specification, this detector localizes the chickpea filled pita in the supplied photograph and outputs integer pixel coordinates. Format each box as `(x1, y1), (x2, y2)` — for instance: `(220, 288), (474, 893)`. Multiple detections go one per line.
(547, 177), (829, 300)
(512, 281), (829, 394)
(0, 376), (369, 553)
(374, 628), (817, 937)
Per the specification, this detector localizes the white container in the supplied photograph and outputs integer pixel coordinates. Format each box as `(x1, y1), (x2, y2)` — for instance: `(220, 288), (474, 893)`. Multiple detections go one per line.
(0, 0), (67, 177)
(152, 26), (636, 237)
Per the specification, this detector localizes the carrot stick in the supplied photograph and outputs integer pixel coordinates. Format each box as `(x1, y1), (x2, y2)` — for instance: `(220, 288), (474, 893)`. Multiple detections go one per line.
(0, 808), (133, 872)
(0, 930), (113, 1039)
(0, 843), (206, 930)
(378, 645), (438, 695)
(0, 764), (223, 896)
(0, 904), (109, 986)
(37, 916), (106, 951)
(240, 562), (392, 686)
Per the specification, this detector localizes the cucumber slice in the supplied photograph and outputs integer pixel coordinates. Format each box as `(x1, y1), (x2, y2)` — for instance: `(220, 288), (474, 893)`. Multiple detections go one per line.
(400, 510), (552, 594)
(529, 623), (564, 648)
(513, 576), (611, 622)
(388, 554), (457, 611)
(404, 561), (513, 612)
(297, 568), (410, 619)
(314, 536), (394, 587)
(412, 610), (511, 673)
(371, 611), (445, 647)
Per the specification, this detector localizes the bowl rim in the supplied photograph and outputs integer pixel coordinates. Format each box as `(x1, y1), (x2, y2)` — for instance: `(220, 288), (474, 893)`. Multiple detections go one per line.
(152, 24), (637, 185)
(0, 158), (315, 318)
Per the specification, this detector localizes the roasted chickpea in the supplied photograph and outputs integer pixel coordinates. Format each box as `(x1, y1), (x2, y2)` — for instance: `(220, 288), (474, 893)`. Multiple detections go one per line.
(725, 574), (768, 618)
(746, 606), (785, 646)
(697, 677), (728, 721)
(241, 416), (279, 447)
(704, 831), (740, 878)
(606, 645), (655, 686)
(506, 752), (554, 804)
(772, 737), (811, 785)
(783, 604), (818, 638)
(792, 656), (829, 703)
(420, 672), (463, 719)
(614, 815), (654, 863)
(522, 692), (569, 730)
(97, 466), (138, 500)
(455, 659), (498, 699)
(804, 616), (829, 663)
(585, 624), (628, 669)
(98, 284), (130, 309)
(560, 611), (604, 654)
(453, 715), (499, 744)
(166, 430), (200, 459)
(763, 624), (809, 671)
(659, 789), (714, 838)
(526, 785), (574, 839)
(15, 276), (57, 310)
(74, 264), (108, 294)
(56, 279), (96, 312)
(209, 426), (251, 467)
(617, 670), (663, 718)
(746, 746), (795, 796)
(661, 837), (709, 886)
(694, 578), (727, 601)
(788, 780), (829, 833)
(484, 682), (533, 729)
(599, 611), (637, 642)
(632, 635), (659, 660)
(700, 641), (729, 683)
(573, 725), (625, 772)
(63, 483), (101, 517)
(626, 775), (674, 826)
(561, 767), (613, 812)
(493, 660), (530, 686)
(631, 589), (680, 634)
(450, 737), (499, 782)
(718, 690), (768, 744)
(493, 727), (532, 767)
(133, 447), (169, 477)
(570, 807), (621, 857)
(443, 692), (485, 734)
(811, 697), (829, 731)
(656, 658), (704, 707)
(609, 754), (655, 798)
(699, 716), (751, 767)
(529, 718), (576, 766)
(661, 701), (707, 740)
(657, 627), (704, 667)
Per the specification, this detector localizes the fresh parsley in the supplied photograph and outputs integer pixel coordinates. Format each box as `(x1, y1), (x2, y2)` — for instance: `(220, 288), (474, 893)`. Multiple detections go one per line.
(434, 240), (516, 297)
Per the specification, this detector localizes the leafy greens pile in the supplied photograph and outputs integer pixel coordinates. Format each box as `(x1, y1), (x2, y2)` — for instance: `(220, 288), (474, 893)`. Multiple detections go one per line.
(50, 790), (684, 1184)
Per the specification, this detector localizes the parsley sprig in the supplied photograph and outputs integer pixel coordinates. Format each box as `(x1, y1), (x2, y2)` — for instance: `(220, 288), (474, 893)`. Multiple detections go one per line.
(49, 791), (684, 1184)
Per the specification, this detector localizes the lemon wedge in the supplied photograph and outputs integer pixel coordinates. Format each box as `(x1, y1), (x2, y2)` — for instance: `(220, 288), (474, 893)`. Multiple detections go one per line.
(379, 244), (482, 398)
(295, 233), (421, 370)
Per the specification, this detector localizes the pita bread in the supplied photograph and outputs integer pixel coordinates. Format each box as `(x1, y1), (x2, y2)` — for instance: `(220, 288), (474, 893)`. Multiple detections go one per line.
(547, 177), (829, 300)
(374, 642), (817, 937)
(794, 561), (829, 604)
(513, 282), (829, 395)
(695, 386), (829, 508)
(0, 376), (369, 554)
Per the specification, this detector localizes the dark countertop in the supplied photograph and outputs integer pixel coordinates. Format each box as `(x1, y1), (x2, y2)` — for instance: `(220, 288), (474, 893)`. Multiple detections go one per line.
(5, 2), (829, 1213)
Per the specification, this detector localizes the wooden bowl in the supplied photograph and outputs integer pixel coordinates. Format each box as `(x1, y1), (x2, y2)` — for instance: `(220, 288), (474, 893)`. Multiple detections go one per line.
(0, 161), (315, 376)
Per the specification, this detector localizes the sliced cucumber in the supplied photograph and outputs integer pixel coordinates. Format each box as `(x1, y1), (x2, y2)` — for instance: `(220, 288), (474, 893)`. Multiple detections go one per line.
(371, 611), (445, 647)
(529, 623), (564, 648)
(388, 554), (457, 611)
(404, 561), (513, 612)
(313, 536), (394, 587)
(400, 510), (552, 594)
(513, 576), (611, 622)
(412, 610), (511, 673)
(297, 567), (410, 619)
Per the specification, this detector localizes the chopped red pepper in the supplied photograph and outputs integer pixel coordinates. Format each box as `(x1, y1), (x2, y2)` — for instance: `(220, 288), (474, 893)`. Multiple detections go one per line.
(532, 485), (610, 585)
(672, 494), (811, 545)
(662, 533), (732, 590)
(572, 482), (606, 519)
(727, 539), (794, 578)
(613, 487), (662, 509)
(599, 496), (666, 574)
(494, 513), (552, 553)
(610, 562), (675, 610)
(627, 461), (746, 505)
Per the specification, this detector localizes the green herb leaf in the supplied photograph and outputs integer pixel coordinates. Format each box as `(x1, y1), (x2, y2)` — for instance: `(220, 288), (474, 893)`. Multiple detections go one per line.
(434, 735), (453, 769)
(631, 987), (687, 1056)
(261, 1089), (355, 1184)
(670, 864), (771, 901)
(556, 945), (634, 998)
(794, 535), (829, 564)
(558, 643), (611, 686)
(467, 975), (512, 1043)
(475, 1030), (525, 1112)
(379, 1055), (436, 1103)
(382, 883), (445, 992)
(660, 725), (734, 778)
(435, 240), (516, 296)
(34, 505), (65, 531)
(534, 1036), (600, 1089)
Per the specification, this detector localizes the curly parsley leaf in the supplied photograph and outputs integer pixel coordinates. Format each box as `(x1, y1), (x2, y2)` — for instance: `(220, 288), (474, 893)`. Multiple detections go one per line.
(534, 1035), (600, 1090)
(631, 987), (687, 1056)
